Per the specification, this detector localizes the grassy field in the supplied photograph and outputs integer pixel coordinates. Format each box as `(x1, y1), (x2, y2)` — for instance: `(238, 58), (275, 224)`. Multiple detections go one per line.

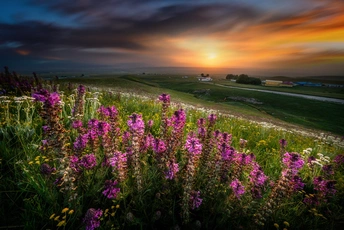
(2, 71), (344, 229)
(61, 74), (344, 135)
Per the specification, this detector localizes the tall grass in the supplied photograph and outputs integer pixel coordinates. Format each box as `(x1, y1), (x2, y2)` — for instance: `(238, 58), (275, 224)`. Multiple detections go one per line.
(1, 74), (344, 229)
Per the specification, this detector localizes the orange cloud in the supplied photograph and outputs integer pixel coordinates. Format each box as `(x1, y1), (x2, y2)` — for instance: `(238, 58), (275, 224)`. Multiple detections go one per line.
(15, 49), (30, 56)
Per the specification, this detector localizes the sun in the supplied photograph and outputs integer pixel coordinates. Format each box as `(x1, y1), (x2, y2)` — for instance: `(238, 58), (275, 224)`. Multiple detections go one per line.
(207, 53), (217, 60)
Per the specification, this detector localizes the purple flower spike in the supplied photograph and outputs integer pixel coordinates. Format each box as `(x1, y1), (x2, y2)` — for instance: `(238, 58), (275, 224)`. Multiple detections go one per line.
(83, 208), (103, 230)
(127, 113), (145, 135)
(158, 94), (170, 103)
(185, 133), (202, 156)
(208, 114), (217, 124)
(47, 92), (60, 106)
(279, 139), (287, 148)
(230, 178), (245, 199)
(153, 138), (166, 154)
(72, 120), (83, 129)
(282, 152), (304, 173)
(79, 154), (97, 169)
(165, 160), (179, 180)
(190, 191), (203, 210)
(102, 180), (120, 199)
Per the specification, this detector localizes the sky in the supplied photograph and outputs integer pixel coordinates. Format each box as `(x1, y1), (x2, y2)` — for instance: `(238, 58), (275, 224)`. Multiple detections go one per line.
(1, 0), (344, 76)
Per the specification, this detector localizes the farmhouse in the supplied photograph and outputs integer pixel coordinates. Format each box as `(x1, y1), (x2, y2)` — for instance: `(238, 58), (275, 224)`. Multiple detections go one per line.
(198, 77), (213, 82)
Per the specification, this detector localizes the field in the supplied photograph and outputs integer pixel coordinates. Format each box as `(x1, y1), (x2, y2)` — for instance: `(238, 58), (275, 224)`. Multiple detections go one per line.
(61, 74), (344, 135)
(1, 71), (344, 229)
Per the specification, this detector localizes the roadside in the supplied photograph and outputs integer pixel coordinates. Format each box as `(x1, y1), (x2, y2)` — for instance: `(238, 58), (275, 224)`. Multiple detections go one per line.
(205, 82), (344, 105)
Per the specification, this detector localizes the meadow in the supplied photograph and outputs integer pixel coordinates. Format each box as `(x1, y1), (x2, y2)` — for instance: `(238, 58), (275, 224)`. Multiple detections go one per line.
(1, 71), (344, 229)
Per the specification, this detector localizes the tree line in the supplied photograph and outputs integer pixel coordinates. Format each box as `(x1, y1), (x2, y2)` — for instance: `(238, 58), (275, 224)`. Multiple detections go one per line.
(226, 74), (261, 85)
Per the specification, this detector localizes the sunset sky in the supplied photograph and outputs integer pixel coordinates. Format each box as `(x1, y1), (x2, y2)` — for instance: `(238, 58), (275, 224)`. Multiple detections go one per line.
(1, 0), (344, 76)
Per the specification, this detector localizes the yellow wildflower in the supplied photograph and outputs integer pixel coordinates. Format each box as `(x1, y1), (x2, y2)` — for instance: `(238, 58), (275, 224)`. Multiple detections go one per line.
(283, 221), (289, 227)
(35, 161), (40, 165)
(54, 216), (60, 221)
(274, 223), (279, 229)
(49, 214), (55, 219)
(57, 220), (66, 227)
(28, 161), (33, 165)
(116, 204), (120, 209)
(68, 210), (74, 215)
(61, 208), (69, 213)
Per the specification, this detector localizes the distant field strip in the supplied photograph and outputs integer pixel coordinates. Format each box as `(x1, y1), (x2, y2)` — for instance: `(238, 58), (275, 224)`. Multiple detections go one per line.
(208, 83), (344, 104)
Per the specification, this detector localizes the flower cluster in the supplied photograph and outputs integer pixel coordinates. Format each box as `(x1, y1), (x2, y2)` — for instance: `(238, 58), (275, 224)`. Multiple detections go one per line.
(102, 180), (121, 199)
(230, 178), (245, 199)
(190, 190), (203, 210)
(83, 208), (103, 230)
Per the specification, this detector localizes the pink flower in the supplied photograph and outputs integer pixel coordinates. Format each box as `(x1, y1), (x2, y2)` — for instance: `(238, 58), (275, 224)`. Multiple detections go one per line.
(102, 180), (120, 199)
(83, 208), (102, 230)
(185, 133), (202, 156)
(127, 113), (145, 135)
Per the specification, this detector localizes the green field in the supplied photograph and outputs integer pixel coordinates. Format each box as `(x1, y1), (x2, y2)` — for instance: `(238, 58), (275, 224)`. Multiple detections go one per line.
(61, 74), (344, 135)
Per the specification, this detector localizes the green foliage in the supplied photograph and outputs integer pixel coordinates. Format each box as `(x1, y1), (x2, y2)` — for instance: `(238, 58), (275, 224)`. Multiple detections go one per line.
(1, 79), (344, 229)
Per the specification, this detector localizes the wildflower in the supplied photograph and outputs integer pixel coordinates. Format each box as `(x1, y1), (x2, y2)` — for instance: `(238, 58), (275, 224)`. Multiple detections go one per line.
(152, 138), (166, 154)
(49, 214), (55, 219)
(190, 191), (203, 210)
(83, 208), (103, 230)
(291, 175), (305, 191)
(279, 139), (287, 149)
(322, 164), (334, 175)
(102, 180), (120, 199)
(68, 210), (74, 215)
(303, 194), (320, 206)
(70, 155), (80, 172)
(165, 160), (179, 180)
(127, 113), (145, 135)
(57, 220), (66, 227)
(72, 120), (83, 129)
(282, 152), (304, 174)
(73, 134), (88, 151)
(230, 178), (245, 199)
(47, 92), (60, 106)
(313, 176), (336, 196)
(79, 154), (97, 170)
(208, 114), (217, 125)
(249, 163), (268, 187)
(61, 208), (69, 213)
(333, 154), (344, 166)
(97, 121), (111, 136)
(158, 93), (170, 103)
(185, 133), (202, 156)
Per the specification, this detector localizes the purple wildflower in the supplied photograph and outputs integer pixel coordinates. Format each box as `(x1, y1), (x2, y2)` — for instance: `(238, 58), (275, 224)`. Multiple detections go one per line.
(185, 133), (202, 156)
(334, 154), (344, 166)
(70, 155), (80, 172)
(171, 109), (186, 132)
(74, 134), (88, 151)
(220, 143), (235, 162)
(32, 88), (49, 103)
(72, 120), (83, 129)
(102, 180), (120, 199)
(79, 154), (97, 169)
(190, 191), (203, 210)
(279, 139), (287, 148)
(165, 160), (179, 180)
(148, 120), (154, 128)
(153, 138), (166, 154)
(158, 93), (170, 103)
(127, 113), (145, 135)
(249, 163), (268, 186)
(42, 125), (50, 133)
(197, 118), (206, 127)
(78, 85), (86, 94)
(122, 131), (131, 143)
(313, 176), (336, 196)
(88, 119), (99, 129)
(97, 121), (111, 136)
(97, 105), (110, 117)
(303, 194), (320, 206)
(282, 152), (304, 174)
(230, 178), (245, 199)
(322, 164), (334, 175)
(47, 92), (60, 106)
(110, 151), (127, 170)
(208, 114), (217, 124)
(291, 175), (305, 191)
(83, 208), (103, 230)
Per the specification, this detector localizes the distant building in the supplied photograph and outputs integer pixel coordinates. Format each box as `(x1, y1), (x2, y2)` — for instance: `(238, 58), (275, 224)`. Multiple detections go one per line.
(264, 80), (294, 87)
(198, 77), (213, 82)
(294, 82), (322, 87)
